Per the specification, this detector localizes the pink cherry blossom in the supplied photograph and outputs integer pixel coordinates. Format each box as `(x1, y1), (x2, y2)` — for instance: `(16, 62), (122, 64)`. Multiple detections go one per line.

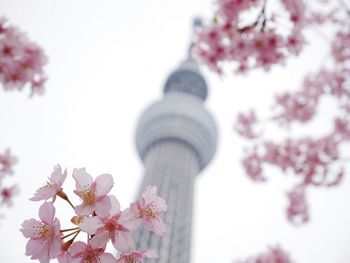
(242, 148), (265, 181)
(79, 195), (139, 252)
(332, 29), (350, 63)
(0, 148), (17, 175)
(1, 184), (19, 207)
(67, 234), (116, 263)
(274, 91), (318, 125)
(235, 245), (293, 263)
(194, 0), (310, 74)
(286, 186), (309, 224)
(235, 110), (260, 139)
(116, 249), (158, 263)
(20, 202), (61, 263)
(130, 186), (167, 235)
(334, 118), (350, 140)
(30, 165), (67, 202)
(0, 16), (47, 96)
(73, 168), (113, 217)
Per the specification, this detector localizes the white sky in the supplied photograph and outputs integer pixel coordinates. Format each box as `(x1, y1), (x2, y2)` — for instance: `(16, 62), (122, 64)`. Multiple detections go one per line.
(0, 0), (350, 262)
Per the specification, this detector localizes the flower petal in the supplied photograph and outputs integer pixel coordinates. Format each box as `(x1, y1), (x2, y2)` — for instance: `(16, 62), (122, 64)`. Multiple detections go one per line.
(79, 216), (102, 235)
(99, 253), (116, 263)
(95, 196), (111, 218)
(39, 202), (55, 224)
(69, 241), (87, 257)
(90, 232), (109, 249)
(20, 218), (41, 238)
(109, 195), (120, 216)
(112, 231), (133, 252)
(75, 203), (95, 216)
(72, 168), (93, 192)
(95, 174), (113, 196)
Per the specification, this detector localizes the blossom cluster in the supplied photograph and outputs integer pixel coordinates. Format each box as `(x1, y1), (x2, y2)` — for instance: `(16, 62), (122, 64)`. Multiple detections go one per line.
(20, 165), (167, 263)
(235, 4), (350, 225)
(193, 0), (309, 74)
(234, 246), (293, 263)
(0, 16), (47, 96)
(0, 149), (18, 209)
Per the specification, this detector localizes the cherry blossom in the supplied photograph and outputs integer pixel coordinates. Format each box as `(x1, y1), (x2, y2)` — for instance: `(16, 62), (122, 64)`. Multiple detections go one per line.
(65, 234), (116, 263)
(230, 0), (350, 225)
(73, 168), (113, 217)
(20, 202), (61, 263)
(21, 166), (167, 263)
(79, 196), (139, 252)
(235, 245), (293, 263)
(116, 249), (158, 263)
(0, 16), (47, 96)
(235, 110), (260, 139)
(193, 0), (313, 74)
(0, 148), (18, 215)
(30, 165), (67, 202)
(287, 185), (309, 224)
(130, 186), (167, 235)
(1, 185), (19, 207)
(0, 148), (17, 175)
(242, 148), (265, 181)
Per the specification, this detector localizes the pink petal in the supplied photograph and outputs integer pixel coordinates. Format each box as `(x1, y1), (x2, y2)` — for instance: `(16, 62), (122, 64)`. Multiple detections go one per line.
(39, 202), (55, 224)
(25, 238), (45, 257)
(90, 232), (109, 249)
(154, 196), (167, 211)
(95, 174), (113, 196)
(50, 164), (66, 186)
(57, 252), (70, 263)
(69, 241), (87, 257)
(144, 250), (158, 258)
(142, 186), (157, 202)
(150, 217), (166, 236)
(72, 168), (93, 192)
(49, 236), (62, 258)
(99, 253), (117, 263)
(109, 195), (121, 216)
(21, 218), (41, 238)
(119, 208), (141, 231)
(79, 216), (102, 235)
(75, 203), (95, 216)
(30, 186), (56, 201)
(94, 196), (111, 218)
(112, 231), (133, 252)
(53, 218), (61, 236)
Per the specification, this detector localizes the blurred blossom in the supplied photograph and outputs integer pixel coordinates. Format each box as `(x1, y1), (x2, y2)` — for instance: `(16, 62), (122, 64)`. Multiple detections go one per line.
(235, 245), (294, 263)
(0, 16), (47, 96)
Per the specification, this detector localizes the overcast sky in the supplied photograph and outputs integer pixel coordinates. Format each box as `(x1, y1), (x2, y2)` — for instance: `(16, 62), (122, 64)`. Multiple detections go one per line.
(1, 0), (350, 262)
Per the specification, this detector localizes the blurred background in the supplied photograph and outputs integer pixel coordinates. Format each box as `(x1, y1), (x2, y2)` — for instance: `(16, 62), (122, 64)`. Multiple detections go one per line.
(0, 0), (350, 262)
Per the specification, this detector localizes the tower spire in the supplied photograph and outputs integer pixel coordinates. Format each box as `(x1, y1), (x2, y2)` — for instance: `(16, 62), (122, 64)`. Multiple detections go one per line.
(163, 18), (208, 101)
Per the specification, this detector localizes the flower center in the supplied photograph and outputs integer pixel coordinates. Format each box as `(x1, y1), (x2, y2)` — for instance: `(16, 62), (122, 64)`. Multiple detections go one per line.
(105, 220), (116, 232)
(145, 207), (156, 220)
(36, 224), (54, 240)
(125, 257), (139, 263)
(82, 187), (96, 205)
(83, 252), (99, 263)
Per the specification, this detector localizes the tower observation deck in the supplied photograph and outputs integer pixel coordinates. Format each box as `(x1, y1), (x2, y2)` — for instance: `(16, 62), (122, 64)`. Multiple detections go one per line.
(134, 21), (218, 263)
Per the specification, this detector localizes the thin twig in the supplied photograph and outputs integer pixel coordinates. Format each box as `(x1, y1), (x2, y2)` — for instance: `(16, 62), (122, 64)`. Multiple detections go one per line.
(60, 227), (79, 233)
(62, 230), (80, 240)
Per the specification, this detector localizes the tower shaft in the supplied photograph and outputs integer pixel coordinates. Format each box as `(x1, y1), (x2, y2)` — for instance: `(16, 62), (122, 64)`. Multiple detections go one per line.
(135, 140), (199, 263)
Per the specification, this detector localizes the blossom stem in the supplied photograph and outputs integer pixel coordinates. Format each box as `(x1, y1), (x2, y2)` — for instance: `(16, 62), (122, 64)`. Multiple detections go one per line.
(57, 189), (75, 210)
(62, 229), (80, 240)
(60, 227), (80, 233)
